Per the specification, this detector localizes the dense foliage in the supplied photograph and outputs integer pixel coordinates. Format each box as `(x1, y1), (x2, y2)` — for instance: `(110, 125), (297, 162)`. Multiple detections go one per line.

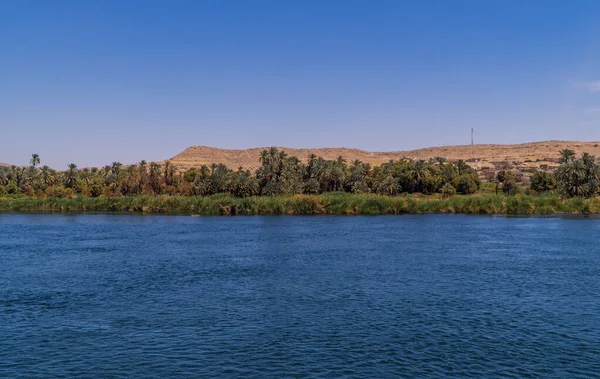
(0, 149), (480, 198)
(554, 151), (600, 197)
(0, 193), (597, 215)
(2, 148), (600, 212)
(530, 171), (556, 193)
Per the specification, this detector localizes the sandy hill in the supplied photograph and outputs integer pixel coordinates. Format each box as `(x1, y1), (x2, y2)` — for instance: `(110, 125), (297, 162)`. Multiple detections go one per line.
(169, 141), (600, 175)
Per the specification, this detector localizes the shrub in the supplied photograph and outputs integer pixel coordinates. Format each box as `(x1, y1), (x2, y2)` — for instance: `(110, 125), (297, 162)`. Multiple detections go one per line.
(90, 183), (103, 198)
(440, 183), (456, 198)
(495, 171), (507, 183)
(46, 185), (74, 199)
(183, 168), (200, 183)
(524, 188), (537, 196)
(502, 178), (518, 195)
(530, 171), (555, 193)
(5, 181), (19, 195)
(454, 175), (479, 194)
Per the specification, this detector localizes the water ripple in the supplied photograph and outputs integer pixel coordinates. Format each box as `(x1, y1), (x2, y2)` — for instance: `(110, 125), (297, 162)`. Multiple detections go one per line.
(1, 215), (599, 378)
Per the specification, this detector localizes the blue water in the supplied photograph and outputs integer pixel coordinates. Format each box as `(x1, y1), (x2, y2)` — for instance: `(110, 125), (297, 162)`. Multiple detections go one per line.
(1, 214), (599, 378)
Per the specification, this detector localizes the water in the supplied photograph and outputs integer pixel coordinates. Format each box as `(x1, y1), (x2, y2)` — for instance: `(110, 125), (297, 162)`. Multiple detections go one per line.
(1, 214), (599, 378)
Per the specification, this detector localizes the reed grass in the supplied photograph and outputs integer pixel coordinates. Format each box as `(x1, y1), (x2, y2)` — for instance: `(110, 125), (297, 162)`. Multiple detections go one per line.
(1, 193), (600, 215)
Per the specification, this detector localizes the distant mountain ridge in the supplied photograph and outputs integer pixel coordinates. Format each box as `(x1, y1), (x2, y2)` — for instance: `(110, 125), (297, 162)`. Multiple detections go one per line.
(3, 141), (600, 173)
(168, 141), (600, 172)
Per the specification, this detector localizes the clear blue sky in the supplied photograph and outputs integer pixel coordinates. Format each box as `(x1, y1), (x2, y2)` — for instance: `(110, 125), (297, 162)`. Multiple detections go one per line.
(3, 0), (600, 168)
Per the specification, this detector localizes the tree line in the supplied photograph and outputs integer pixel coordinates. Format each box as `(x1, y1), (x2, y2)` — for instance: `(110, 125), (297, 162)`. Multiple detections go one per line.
(1, 148), (598, 199)
(493, 148), (600, 198)
(0, 148), (480, 198)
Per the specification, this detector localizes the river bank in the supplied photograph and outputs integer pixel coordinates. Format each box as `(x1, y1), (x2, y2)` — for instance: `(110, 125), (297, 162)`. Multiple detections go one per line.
(1, 193), (598, 215)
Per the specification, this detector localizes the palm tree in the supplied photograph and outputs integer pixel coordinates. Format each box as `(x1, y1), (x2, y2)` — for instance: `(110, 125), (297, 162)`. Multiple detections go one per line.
(207, 163), (232, 194)
(0, 169), (7, 186)
(554, 151), (599, 197)
(258, 149), (270, 167)
(30, 154), (40, 168)
(581, 152), (595, 167)
(7, 165), (17, 183)
(434, 157), (447, 166)
(402, 160), (428, 192)
(328, 156), (348, 191)
(231, 168), (259, 197)
(278, 157), (304, 194)
(277, 150), (288, 173)
(11, 166), (27, 188)
(100, 165), (112, 185)
(376, 175), (399, 195)
(568, 160), (586, 197)
(580, 153), (600, 196)
(149, 162), (163, 194)
(559, 149), (576, 164)
(347, 160), (369, 193)
(40, 165), (56, 186)
(111, 161), (123, 176)
(80, 168), (91, 185)
(556, 160), (584, 197)
(64, 163), (78, 189)
(138, 160), (148, 193)
(305, 153), (318, 180)
(456, 159), (468, 176)
(311, 158), (332, 192)
(258, 147), (285, 185)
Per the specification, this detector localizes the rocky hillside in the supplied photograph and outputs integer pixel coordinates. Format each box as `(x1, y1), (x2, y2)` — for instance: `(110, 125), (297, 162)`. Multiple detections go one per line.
(169, 141), (600, 179)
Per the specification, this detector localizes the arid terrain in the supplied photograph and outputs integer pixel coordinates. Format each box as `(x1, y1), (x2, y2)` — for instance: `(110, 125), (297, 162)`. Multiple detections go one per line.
(169, 141), (600, 180)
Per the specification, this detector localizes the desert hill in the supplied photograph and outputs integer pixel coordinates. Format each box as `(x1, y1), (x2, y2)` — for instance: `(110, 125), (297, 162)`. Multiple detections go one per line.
(169, 141), (600, 178)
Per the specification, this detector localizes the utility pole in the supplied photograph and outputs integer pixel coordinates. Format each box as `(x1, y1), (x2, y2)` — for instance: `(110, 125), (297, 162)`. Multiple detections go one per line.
(471, 128), (474, 147)
(471, 128), (475, 161)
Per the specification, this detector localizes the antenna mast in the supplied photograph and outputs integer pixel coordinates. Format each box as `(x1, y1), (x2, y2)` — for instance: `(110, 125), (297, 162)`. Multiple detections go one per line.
(471, 128), (475, 160)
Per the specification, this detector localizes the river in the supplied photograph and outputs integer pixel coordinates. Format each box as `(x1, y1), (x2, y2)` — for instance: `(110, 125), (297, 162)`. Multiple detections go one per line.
(1, 214), (599, 377)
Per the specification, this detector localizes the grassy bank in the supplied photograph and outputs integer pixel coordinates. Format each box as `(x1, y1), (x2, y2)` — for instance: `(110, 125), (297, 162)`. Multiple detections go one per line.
(1, 193), (599, 215)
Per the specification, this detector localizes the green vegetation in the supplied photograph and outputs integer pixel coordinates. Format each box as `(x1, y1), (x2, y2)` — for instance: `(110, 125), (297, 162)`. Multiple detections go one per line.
(555, 152), (600, 197)
(1, 148), (600, 215)
(1, 193), (598, 215)
(530, 171), (556, 193)
(0, 148), (480, 198)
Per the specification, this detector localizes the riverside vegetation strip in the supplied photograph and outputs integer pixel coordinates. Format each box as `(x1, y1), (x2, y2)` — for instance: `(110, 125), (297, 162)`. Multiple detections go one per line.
(1, 148), (599, 215)
(1, 193), (599, 215)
